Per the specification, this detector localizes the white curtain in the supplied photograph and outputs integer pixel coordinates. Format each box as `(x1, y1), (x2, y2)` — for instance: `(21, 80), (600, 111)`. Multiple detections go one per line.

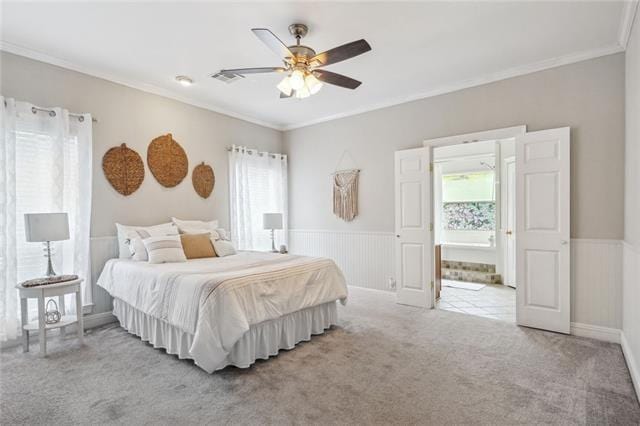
(228, 145), (288, 251)
(0, 97), (93, 341)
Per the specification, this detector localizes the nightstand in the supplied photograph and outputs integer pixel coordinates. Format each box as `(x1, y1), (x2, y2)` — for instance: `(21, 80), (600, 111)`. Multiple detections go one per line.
(16, 278), (84, 356)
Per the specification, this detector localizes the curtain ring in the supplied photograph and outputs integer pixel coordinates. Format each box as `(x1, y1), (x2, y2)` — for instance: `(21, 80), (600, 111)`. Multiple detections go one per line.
(78, 116), (85, 122)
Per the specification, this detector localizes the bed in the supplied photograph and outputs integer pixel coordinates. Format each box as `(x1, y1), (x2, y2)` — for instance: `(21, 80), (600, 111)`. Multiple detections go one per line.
(97, 251), (348, 373)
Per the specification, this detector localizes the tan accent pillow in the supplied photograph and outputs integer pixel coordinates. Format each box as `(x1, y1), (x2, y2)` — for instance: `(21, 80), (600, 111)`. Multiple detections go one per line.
(180, 233), (216, 259)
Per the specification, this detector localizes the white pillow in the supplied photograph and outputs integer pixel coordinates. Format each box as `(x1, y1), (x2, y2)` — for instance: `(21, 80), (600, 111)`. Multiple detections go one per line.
(129, 237), (148, 261)
(143, 235), (187, 264)
(171, 217), (219, 234)
(212, 239), (236, 257)
(215, 228), (230, 241)
(116, 222), (177, 259)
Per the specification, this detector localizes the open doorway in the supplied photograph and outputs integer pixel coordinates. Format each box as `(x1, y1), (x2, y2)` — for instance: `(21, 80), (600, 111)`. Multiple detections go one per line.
(432, 139), (516, 322)
(395, 126), (571, 333)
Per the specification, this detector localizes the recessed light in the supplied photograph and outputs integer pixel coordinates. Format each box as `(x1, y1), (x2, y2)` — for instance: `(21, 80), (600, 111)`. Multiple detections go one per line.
(175, 75), (194, 87)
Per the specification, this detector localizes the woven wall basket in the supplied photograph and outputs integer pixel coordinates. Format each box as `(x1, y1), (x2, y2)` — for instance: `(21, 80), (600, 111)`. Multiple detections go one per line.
(147, 133), (188, 188)
(102, 143), (145, 196)
(192, 162), (215, 198)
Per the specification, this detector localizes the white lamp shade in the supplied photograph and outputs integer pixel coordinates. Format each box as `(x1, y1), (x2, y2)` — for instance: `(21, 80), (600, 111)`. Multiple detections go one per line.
(24, 213), (70, 242)
(263, 213), (283, 230)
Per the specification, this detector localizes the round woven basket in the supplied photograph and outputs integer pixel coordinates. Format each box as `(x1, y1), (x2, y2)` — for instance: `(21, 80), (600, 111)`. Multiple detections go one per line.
(147, 133), (188, 188)
(192, 162), (215, 198)
(102, 143), (145, 196)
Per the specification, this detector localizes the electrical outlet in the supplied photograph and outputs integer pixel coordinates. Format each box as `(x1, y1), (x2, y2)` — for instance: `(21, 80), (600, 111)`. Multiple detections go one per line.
(388, 277), (396, 290)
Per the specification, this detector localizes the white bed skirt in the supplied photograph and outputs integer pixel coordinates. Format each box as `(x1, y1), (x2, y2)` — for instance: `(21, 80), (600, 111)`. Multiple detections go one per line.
(112, 298), (338, 371)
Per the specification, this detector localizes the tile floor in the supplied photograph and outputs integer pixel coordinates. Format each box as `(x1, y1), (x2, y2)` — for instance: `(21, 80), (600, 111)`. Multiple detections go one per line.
(436, 280), (516, 322)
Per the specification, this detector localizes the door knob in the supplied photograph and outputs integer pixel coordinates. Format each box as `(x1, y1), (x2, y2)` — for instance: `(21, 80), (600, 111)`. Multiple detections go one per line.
(561, 240), (568, 245)
(506, 230), (512, 235)
(396, 235), (400, 238)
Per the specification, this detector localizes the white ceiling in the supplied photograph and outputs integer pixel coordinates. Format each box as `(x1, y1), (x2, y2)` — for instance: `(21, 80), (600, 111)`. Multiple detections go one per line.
(1, 1), (636, 130)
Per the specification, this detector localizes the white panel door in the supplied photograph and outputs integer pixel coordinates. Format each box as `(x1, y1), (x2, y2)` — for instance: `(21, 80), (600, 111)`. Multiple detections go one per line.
(516, 128), (570, 333)
(394, 147), (432, 308)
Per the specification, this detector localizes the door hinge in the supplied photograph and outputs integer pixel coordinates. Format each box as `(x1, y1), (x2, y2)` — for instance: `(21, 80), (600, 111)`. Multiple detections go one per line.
(429, 162), (433, 172)
(430, 281), (434, 289)
(429, 223), (433, 231)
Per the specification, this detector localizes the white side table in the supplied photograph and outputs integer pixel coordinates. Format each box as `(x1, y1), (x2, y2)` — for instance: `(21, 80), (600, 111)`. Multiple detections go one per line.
(16, 278), (84, 356)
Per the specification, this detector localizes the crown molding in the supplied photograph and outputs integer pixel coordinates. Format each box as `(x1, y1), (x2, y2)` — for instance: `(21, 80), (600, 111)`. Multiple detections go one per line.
(282, 43), (624, 131)
(0, 41), (285, 131)
(0, 35), (628, 133)
(619, 0), (639, 49)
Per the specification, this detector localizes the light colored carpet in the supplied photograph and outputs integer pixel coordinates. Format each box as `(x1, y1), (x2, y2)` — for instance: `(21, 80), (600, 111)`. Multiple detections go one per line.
(1, 286), (638, 425)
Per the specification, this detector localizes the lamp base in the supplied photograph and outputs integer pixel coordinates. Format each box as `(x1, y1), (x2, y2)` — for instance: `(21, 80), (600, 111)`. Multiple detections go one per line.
(45, 241), (56, 277)
(270, 229), (277, 252)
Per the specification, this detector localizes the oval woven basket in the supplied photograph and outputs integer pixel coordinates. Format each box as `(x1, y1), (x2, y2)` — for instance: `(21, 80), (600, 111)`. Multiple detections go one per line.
(102, 143), (145, 196)
(147, 133), (188, 188)
(192, 162), (215, 198)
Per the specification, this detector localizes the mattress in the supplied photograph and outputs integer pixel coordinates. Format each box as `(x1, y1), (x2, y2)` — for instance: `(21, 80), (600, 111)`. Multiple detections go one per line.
(97, 251), (348, 372)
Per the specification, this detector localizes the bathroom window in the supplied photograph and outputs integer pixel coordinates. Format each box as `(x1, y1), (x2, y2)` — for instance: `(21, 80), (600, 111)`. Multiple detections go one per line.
(442, 171), (495, 231)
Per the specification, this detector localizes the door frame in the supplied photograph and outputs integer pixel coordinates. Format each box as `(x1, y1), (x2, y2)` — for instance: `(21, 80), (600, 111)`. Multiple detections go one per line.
(502, 156), (516, 287)
(423, 125), (526, 308)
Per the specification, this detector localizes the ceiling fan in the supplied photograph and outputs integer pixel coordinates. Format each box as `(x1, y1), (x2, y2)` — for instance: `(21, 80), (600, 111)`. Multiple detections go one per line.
(212, 24), (372, 99)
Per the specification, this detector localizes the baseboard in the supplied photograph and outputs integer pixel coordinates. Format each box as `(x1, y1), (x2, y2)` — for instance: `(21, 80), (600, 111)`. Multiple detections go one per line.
(570, 322), (621, 343)
(84, 311), (117, 329)
(348, 284), (394, 294)
(621, 332), (640, 402)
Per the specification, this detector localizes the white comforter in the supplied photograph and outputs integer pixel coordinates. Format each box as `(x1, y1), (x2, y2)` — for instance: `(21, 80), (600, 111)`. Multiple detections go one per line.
(97, 251), (348, 372)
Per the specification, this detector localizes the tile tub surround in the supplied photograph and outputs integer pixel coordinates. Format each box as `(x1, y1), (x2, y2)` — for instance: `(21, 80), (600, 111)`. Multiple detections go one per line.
(442, 260), (503, 284)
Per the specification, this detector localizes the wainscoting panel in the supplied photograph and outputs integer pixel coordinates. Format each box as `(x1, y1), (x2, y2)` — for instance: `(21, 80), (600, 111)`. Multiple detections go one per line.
(622, 241), (640, 398)
(290, 230), (623, 332)
(90, 236), (118, 315)
(289, 230), (395, 292)
(570, 239), (622, 329)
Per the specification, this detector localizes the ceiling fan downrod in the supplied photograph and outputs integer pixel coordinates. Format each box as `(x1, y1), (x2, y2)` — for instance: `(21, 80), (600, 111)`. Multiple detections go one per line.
(288, 23), (308, 46)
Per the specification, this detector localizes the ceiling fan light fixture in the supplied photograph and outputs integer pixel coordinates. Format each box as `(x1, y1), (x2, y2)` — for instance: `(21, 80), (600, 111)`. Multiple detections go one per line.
(295, 85), (311, 99)
(289, 69), (305, 90)
(305, 73), (323, 95)
(277, 76), (293, 96)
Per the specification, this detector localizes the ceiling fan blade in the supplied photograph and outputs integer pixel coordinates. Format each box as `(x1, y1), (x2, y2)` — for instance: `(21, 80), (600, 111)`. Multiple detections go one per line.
(313, 70), (362, 89)
(219, 67), (286, 75)
(252, 28), (295, 62)
(279, 90), (294, 99)
(310, 39), (371, 67)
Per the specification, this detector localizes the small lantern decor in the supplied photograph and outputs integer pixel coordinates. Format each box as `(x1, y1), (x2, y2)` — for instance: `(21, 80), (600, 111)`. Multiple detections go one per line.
(45, 299), (62, 324)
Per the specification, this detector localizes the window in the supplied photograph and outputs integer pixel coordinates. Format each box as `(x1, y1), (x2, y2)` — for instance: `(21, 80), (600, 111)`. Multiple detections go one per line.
(228, 146), (287, 251)
(1, 99), (92, 341)
(441, 171), (495, 237)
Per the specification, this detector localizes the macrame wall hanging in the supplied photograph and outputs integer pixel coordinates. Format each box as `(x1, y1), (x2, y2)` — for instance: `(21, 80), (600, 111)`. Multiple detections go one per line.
(332, 150), (360, 222)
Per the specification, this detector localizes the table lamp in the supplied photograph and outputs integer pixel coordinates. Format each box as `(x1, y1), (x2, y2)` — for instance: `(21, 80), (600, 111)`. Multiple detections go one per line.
(24, 212), (70, 276)
(263, 213), (283, 253)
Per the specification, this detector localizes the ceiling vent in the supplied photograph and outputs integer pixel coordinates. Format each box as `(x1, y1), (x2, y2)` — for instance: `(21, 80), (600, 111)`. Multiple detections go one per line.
(211, 72), (244, 84)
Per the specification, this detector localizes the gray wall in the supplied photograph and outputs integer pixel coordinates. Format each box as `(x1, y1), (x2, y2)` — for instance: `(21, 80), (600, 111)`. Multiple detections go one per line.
(0, 52), (283, 237)
(283, 53), (625, 240)
(1, 51), (283, 315)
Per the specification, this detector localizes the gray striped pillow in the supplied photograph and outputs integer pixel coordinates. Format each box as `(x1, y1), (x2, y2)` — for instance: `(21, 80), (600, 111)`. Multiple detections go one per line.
(142, 235), (187, 264)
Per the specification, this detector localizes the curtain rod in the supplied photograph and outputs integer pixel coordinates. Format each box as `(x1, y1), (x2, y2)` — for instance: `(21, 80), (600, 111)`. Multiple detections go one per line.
(226, 145), (286, 159)
(30, 106), (98, 123)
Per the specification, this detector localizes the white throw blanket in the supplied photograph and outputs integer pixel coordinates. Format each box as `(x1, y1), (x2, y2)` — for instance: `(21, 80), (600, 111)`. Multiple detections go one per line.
(97, 252), (348, 372)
